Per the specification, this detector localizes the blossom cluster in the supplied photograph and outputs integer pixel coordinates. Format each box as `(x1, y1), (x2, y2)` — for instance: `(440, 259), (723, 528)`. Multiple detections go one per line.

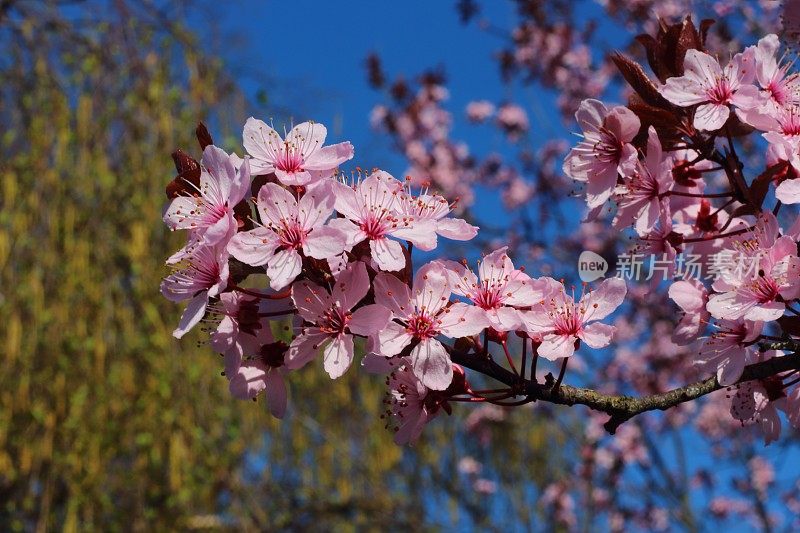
(159, 118), (627, 444)
(563, 25), (800, 444)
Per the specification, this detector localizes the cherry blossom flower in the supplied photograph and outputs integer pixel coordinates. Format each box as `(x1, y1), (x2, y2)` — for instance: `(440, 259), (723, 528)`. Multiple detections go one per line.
(374, 262), (489, 390)
(382, 360), (462, 445)
(496, 103), (529, 140)
(613, 127), (673, 236)
(398, 187), (478, 243)
(286, 261), (391, 379)
(668, 279), (709, 345)
(163, 146), (251, 245)
(730, 365), (788, 445)
(563, 99), (640, 209)
(227, 182), (346, 290)
(439, 247), (547, 332)
(242, 118), (354, 186)
(384, 361), (470, 445)
(330, 171), (437, 271)
(209, 291), (290, 377)
(160, 243), (229, 339)
(696, 319), (763, 385)
(522, 277), (627, 360)
(660, 48), (758, 131)
(706, 235), (800, 321)
(466, 100), (495, 122)
(750, 34), (800, 114)
(229, 341), (290, 419)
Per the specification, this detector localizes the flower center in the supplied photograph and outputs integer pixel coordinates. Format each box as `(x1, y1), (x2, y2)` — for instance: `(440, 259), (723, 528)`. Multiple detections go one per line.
(319, 305), (351, 335)
(278, 221), (307, 249)
(406, 312), (439, 339)
(747, 274), (780, 304)
(360, 212), (392, 240)
(595, 127), (623, 164)
(275, 142), (304, 173)
(474, 287), (504, 310)
(707, 80), (733, 105)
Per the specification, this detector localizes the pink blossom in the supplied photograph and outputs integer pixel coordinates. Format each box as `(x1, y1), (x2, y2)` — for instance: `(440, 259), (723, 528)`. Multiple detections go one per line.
(228, 341), (290, 419)
(242, 118), (354, 186)
(383, 359), (444, 445)
(730, 371), (787, 445)
(330, 171), (437, 271)
(286, 261), (391, 379)
(374, 262), (489, 390)
(399, 187), (478, 243)
(163, 146), (251, 245)
(660, 48), (758, 131)
(706, 235), (800, 321)
(210, 291), (289, 377)
(696, 319), (763, 385)
(751, 34), (800, 114)
(613, 127), (673, 236)
(439, 247), (547, 332)
(227, 182), (346, 290)
(563, 99), (640, 208)
(466, 100), (495, 122)
(668, 280), (709, 345)
(160, 243), (229, 339)
(521, 277), (627, 360)
(496, 103), (529, 140)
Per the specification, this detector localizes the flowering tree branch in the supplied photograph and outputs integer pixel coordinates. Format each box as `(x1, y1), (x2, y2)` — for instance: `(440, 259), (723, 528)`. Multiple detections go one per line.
(449, 340), (800, 434)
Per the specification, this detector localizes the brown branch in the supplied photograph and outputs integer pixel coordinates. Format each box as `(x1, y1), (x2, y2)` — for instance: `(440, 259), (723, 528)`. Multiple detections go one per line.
(447, 340), (800, 434)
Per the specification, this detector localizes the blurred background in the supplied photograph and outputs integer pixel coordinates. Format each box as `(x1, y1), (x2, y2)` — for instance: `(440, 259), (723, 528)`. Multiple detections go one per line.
(1, 0), (798, 531)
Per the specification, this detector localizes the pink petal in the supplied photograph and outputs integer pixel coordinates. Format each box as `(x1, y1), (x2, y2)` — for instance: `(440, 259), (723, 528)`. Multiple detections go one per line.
(286, 330), (328, 370)
(579, 322), (615, 349)
(373, 272), (413, 319)
(264, 370), (288, 419)
(410, 339), (453, 390)
(581, 277), (627, 321)
(538, 333), (576, 360)
(370, 237), (406, 272)
(227, 227), (279, 267)
(391, 219), (439, 251)
(303, 225), (347, 259)
(331, 260), (370, 310)
(694, 103), (730, 131)
(438, 302), (490, 338)
(412, 262), (451, 315)
(349, 304), (391, 336)
(303, 141), (355, 172)
(435, 218), (478, 241)
(229, 360), (268, 400)
(163, 196), (202, 231)
(323, 334), (355, 379)
(173, 292), (208, 339)
(266, 249), (302, 290)
(291, 280), (331, 321)
(286, 121), (327, 153)
(668, 280), (707, 313)
(378, 321), (414, 357)
(660, 76), (706, 106)
(257, 182), (298, 227)
(242, 117), (281, 173)
(776, 179), (800, 204)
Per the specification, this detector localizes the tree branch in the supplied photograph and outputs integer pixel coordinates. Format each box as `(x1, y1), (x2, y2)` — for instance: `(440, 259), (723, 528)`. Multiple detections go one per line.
(447, 340), (800, 434)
